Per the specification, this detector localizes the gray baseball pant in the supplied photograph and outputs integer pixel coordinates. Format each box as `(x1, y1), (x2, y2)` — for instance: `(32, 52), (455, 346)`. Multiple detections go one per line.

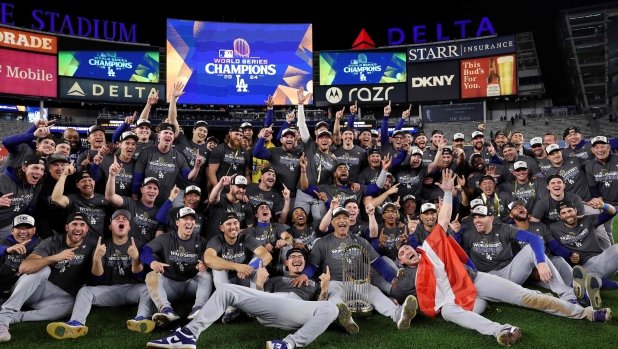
(145, 271), (213, 312)
(70, 284), (153, 324)
(327, 280), (401, 322)
(489, 245), (576, 300)
(604, 216), (615, 245)
(584, 205), (611, 249)
(441, 272), (595, 338)
(532, 255), (574, 290)
(0, 267), (74, 327)
(582, 244), (618, 278)
(294, 190), (324, 223)
(186, 284), (337, 348)
(212, 257), (259, 289)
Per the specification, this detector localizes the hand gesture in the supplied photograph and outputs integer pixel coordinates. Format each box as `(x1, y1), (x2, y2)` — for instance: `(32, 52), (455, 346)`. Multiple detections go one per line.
(402, 104), (412, 119)
(319, 266), (330, 287)
(93, 237), (107, 260)
(285, 110), (296, 123)
(381, 153), (392, 170)
(93, 149), (104, 166)
(125, 112), (136, 125)
(34, 118), (47, 129)
(449, 214), (461, 233)
(150, 260), (170, 274)
(435, 169), (454, 192)
(99, 144), (111, 157)
(486, 166), (500, 178)
(81, 153), (92, 170)
(127, 237), (139, 260)
(477, 123), (486, 132)
(366, 204), (375, 216)
(314, 191), (328, 203)
(386, 183), (400, 195)
(64, 160), (76, 176)
(297, 86), (308, 105)
(275, 239), (288, 249)
(583, 198), (603, 210)
(171, 81), (185, 99)
(282, 184), (290, 201)
(55, 247), (79, 262)
(378, 233), (388, 249)
(169, 185), (180, 201)
(265, 95), (274, 109)
(109, 157), (122, 177)
(196, 260), (208, 273)
(330, 197), (340, 211)
(537, 262), (552, 284)
(235, 264), (255, 279)
(407, 217), (419, 233)
(194, 150), (204, 168)
(6, 239), (31, 254)
(437, 138), (448, 150)
(263, 243), (273, 253)
(394, 196), (401, 210)
(487, 143), (496, 156)
(335, 107), (345, 120)
(33, 127), (51, 138)
(456, 174), (466, 188)
(299, 153), (308, 171)
(219, 174), (237, 187)
(147, 90), (159, 105)
(256, 261), (269, 285)
(350, 182), (361, 193)
(262, 125), (274, 139)
(0, 193), (13, 207)
(384, 101), (391, 116)
(290, 274), (310, 287)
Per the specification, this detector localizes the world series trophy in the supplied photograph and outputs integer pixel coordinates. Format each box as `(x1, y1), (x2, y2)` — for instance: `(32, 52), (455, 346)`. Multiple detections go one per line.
(341, 244), (373, 315)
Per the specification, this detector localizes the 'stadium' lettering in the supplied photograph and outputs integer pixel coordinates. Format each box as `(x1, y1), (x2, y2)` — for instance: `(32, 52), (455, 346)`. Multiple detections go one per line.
(6, 66), (53, 81)
(204, 64), (277, 75)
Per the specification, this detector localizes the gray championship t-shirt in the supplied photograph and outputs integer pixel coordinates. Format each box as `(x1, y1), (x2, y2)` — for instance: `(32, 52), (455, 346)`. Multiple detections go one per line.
(145, 232), (207, 282)
(206, 234), (262, 277)
(309, 233), (379, 282)
(205, 194), (254, 241)
(531, 192), (585, 225)
(264, 147), (302, 196)
(300, 138), (338, 186)
(134, 146), (190, 206)
(242, 223), (288, 246)
(121, 197), (162, 245)
(0, 236), (41, 293)
(545, 157), (591, 201)
(264, 276), (319, 301)
(461, 223), (520, 273)
(586, 154), (618, 205)
(245, 184), (284, 218)
(0, 173), (42, 230)
(98, 155), (135, 198)
(549, 215), (604, 264)
(333, 145), (368, 183)
(99, 238), (145, 285)
(209, 143), (251, 180)
(287, 222), (322, 251)
(66, 193), (110, 239)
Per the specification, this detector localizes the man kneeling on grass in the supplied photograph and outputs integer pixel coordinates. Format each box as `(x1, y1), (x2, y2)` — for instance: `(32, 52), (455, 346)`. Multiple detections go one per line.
(147, 248), (338, 349)
(46, 209), (155, 339)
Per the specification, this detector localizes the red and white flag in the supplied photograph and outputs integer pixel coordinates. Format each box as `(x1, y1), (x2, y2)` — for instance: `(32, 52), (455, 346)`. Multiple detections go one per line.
(416, 225), (477, 317)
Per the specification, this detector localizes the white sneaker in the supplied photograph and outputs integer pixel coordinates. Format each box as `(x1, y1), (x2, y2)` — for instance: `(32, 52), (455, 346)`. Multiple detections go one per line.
(0, 325), (10, 342)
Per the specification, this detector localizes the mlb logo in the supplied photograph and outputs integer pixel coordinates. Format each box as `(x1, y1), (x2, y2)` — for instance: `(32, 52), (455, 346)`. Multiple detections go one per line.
(350, 59), (358, 64)
(219, 50), (233, 58)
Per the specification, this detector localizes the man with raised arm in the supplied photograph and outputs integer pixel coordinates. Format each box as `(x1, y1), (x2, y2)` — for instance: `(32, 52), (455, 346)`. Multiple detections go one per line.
(91, 131), (138, 197)
(205, 175), (254, 241)
(111, 91), (159, 159)
(0, 119), (55, 173)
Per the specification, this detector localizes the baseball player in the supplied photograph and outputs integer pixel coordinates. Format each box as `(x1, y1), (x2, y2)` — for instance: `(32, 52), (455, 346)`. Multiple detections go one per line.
(140, 208), (212, 326)
(474, 175), (514, 223)
(243, 202), (293, 265)
(147, 248), (338, 349)
(46, 209), (155, 339)
(497, 161), (548, 212)
(586, 136), (618, 244)
(207, 124), (252, 190)
(0, 215), (41, 298)
(205, 175), (254, 241)
(0, 212), (97, 342)
(90, 131), (138, 197)
(0, 119), (55, 173)
(286, 207), (321, 252)
(110, 92), (159, 159)
(157, 185), (204, 237)
(393, 169), (611, 347)
(245, 166), (290, 224)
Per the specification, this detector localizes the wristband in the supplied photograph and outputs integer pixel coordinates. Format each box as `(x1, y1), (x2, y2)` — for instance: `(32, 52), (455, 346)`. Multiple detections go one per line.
(301, 170), (306, 173)
(603, 203), (610, 211)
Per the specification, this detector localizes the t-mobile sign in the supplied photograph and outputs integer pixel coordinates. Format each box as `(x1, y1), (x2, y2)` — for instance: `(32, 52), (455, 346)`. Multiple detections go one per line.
(0, 48), (57, 97)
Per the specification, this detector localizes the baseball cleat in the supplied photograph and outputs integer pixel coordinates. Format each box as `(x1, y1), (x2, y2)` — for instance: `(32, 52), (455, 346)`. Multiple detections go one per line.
(497, 326), (522, 346)
(187, 306), (202, 320)
(147, 327), (196, 349)
(586, 274), (602, 309)
(593, 308), (612, 322)
(127, 316), (155, 333)
(0, 325), (10, 342)
(222, 306), (240, 324)
(46, 321), (88, 339)
(397, 295), (418, 330)
(336, 302), (359, 335)
(266, 339), (289, 349)
(152, 307), (180, 327)
(572, 266), (586, 301)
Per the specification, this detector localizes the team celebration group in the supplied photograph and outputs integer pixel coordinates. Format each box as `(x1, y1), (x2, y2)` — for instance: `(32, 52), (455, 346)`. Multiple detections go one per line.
(0, 83), (617, 348)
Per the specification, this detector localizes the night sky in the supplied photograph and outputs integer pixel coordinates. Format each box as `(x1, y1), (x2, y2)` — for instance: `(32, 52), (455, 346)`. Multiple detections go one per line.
(3, 0), (615, 105)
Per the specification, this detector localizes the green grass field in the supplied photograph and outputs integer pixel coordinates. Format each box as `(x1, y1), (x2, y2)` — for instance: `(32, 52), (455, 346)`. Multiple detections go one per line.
(4, 222), (618, 349)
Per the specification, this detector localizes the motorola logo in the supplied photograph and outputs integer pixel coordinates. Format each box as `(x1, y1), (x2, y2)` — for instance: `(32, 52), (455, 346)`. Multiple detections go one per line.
(326, 87), (343, 103)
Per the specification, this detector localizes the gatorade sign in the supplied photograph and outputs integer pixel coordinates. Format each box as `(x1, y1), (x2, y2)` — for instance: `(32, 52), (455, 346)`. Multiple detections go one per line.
(0, 27), (56, 53)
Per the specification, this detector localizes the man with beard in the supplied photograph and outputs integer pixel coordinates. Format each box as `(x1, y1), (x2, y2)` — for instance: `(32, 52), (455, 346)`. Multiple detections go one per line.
(459, 205), (578, 302)
(76, 125), (108, 170)
(498, 161), (548, 212)
(33, 154), (74, 239)
(586, 136), (618, 244)
(172, 120), (209, 207)
(243, 202), (292, 268)
(463, 131), (501, 171)
(287, 207), (321, 252)
(141, 208), (212, 326)
(380, 102), (409, 160)
(204, 212), (272, 323)
(501, 142), (544, 178)
(319, 199), (376, 241)
(465, 154), (512, 197)
(158, 186), (203, 237)
(52, 164), (110, 239)
(530, 174), (586, 226)
(111, 92), (159, 159)
(62, 128), (86, 163)
(332, 123), (368, 185)
(358, 148), (405, 185)
(509, 201), (574, 286)
(452, 133), (466, 151)
(393, 149), (427, 201)
(208, 124), (252, 189)
(414, 131), (428, 152)
(550, 200), (618, 307)
(91, 131), (138, 197)
(511, 132), (534, 157)
(251, 126), (275, 183)
(0, 212), (98, 342)
(46, 210), (155, 339)
(206, 175), (254, 241)
(0, 121), (55, 173)
(132, 122), (203, 207)
(0, 215), (41, 299)
(492, 131), (508, 159)
(0, 155), (46, 236)
(245, 167), (290, 224)
(529, 137), (551, 174)
(370, 130), (380, 148)
(407, 203), (443, 249)
(147, 248), (337, 349)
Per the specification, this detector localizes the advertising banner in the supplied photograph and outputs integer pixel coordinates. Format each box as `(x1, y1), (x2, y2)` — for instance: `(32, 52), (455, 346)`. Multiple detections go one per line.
(26, 106), (48, 123)
(0, 27), (57, 53)
(314, 83), (407, 106)
(407, 61), (459, 102)
(166, 20), (313, 105)
(319, 51), (406, 86)
(421, 102), (484, 123)
(461, 54), (516, 98)
(0, 48), (57, 97)
(58, 77), (164, 103)
(58, 51), (159, 83)
(407, 35), (515, 63)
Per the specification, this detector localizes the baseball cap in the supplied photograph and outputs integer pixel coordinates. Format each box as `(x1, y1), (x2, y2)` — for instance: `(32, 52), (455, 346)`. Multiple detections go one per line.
(557, 201), (576, 213)
(368, 147), (381, 156)
(194, 121), (209, 129)
(529, 137), (543, 147)
(411, 149), (423, 157)
(253, 201), (271, 214)
(13, 214), (35, 228)
(470, 198), (484, 209)
(111, 209), (132, 221)
(370, 129), (379, 137)
(315, 121), (329, 130)
(469, 153), (483, 162)
(158, 122), (176, 133)
(546, 174), (564, 185)
(494, 131), (505, 138)
(261, 166), (276, 176)
(431, 130), (443, 136)
(281, 128), (296, 137)
(23, 155), (45, 167)
(286, 247), (307, 260)
(508, 200), (527, 211)
(177, 207), (197, 220)
(240, 122), (252, 129)
(392, 130), (404, 137)
(229, 124), (242, 133)
(292, 206), (307, 216)
(480, 175), (496, 184)
(471, 131), (484, 139)
(513, 161), (528, 171)
(420, 203), (437, 214)
(317, 130), (332, 138)
(442, 147), (453, 156)
(87, 125), (105, 136)
(591, 136), (609, 145)
(47, 153), (68, 165)
(403, 195), (416, 202)
(334, 163), (347, 171)
(502, 142), (517, 150)
(453, 133), (465, 141)
(206, 136), (219, 144)
(142, 177), (160, 187)
(136, 119), (152, 127)
(57, 139), (72, 147)
(185, 185), (201, 196)
(471, 206), (489, 216)
(342, 199), (357, 208)
(545, 144), (560, 154)
(219, 211), (239, 225)
(66, 212), (88, 224)
(381, 202), (397, 212)
(75, 170), (93, 183)
(341, 127), (355, 134)
(386, 172), (395, 181)
(332, 207), (350, 218)
(563, 126), (580, 138)
(232, 176), (248, 187)
(120, 131), (138, 142)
